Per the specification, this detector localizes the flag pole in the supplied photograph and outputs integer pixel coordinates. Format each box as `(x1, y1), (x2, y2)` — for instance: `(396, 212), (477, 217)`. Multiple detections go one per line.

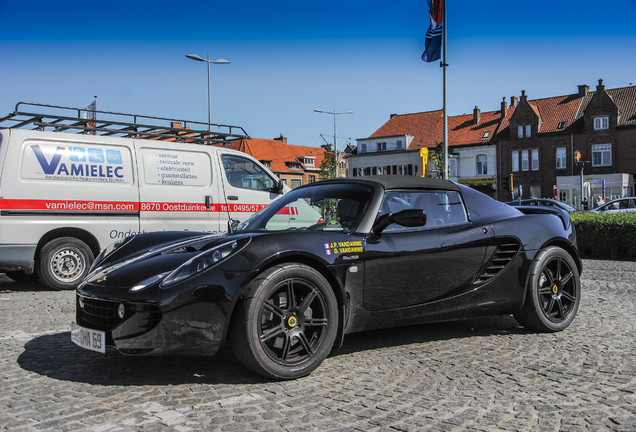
(442, 0), (448, 180)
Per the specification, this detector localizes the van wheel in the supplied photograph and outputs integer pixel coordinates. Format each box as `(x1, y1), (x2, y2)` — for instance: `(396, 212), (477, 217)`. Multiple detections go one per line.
(38, 238), (94, 290)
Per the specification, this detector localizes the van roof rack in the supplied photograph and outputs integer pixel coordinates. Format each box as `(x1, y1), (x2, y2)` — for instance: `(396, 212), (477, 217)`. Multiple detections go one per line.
(0, 102), (250, 145)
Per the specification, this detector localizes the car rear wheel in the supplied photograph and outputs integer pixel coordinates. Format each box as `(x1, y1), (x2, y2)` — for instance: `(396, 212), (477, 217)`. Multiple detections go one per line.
(231, 263), (338, 380)
(514, 246), (580, 332)
(37, 237), (94, 291)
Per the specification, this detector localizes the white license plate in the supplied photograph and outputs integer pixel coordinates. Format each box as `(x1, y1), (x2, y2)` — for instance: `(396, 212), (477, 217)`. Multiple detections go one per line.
(71, 323), (106, 353)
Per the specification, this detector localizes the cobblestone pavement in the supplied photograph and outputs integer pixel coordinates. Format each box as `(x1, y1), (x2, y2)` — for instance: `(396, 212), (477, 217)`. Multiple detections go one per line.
(1, 259), (634, 431)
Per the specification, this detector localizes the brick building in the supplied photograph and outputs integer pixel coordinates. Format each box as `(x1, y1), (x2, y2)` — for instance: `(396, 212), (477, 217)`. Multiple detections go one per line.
(500, 80), (636, 206)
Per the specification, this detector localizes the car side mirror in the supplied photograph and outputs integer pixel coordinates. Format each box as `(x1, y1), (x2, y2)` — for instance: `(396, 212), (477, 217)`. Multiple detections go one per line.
(373, 209), (427, 234)
(271, 179), (285, 194)
(228, 218), (240, 234)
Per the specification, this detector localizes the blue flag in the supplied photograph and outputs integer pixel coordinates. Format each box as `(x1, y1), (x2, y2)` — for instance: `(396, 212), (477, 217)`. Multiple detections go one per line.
(422, 0), (443, 62)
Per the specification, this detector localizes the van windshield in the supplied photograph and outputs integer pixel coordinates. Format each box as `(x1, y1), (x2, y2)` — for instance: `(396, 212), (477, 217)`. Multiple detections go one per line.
(236, 183), (374, 233)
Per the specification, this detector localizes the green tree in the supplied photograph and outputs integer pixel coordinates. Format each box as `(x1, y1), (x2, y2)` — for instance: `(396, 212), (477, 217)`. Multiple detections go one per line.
(319, 151), (336, 180)
(432, 141), (445, 179)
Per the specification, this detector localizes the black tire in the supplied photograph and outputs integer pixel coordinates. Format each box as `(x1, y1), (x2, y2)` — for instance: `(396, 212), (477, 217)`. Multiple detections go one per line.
(514, 246), (580, 332)
(37, 237), (94, 291)
(4, 271), (39, 283)
(230, 263), (338, 380)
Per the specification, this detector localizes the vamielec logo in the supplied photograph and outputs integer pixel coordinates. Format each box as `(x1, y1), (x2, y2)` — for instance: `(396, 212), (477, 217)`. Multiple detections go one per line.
(26, 143), (131, 183)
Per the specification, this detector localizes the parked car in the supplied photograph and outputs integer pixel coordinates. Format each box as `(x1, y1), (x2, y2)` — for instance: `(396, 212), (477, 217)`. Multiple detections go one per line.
(507, 198), (577, 213)
(590, 197), (636, 214)
(72, 176), (582, 380)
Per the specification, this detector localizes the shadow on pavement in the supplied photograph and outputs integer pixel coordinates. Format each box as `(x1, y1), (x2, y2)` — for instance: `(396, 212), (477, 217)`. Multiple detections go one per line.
(17, 315), (526, 386)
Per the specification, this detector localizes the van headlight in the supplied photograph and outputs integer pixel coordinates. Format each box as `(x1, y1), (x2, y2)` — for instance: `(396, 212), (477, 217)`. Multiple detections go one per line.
(160, 240), (242, 288)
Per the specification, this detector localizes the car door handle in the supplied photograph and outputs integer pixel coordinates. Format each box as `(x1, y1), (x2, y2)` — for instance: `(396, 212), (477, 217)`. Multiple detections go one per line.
(227, 196), (239, 201)
(205, 196), (213, 209)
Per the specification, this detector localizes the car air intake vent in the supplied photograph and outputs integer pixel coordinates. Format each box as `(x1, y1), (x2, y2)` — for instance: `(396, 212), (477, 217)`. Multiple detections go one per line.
(474, 241), (520, 284)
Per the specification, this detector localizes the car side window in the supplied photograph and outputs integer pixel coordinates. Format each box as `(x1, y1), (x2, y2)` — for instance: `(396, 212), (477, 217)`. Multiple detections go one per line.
(221, 154), (275, 191)
(379, 190), (468, 231)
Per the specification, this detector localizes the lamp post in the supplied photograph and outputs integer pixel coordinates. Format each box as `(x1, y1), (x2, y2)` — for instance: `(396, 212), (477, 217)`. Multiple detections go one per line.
(185, 53), (230, 132)
(313, 109), (353, 178)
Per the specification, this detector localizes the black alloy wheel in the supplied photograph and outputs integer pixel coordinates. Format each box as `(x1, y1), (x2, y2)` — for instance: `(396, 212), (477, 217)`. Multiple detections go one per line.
(231, 263), (338, 380)
(515, 246), (580, 332)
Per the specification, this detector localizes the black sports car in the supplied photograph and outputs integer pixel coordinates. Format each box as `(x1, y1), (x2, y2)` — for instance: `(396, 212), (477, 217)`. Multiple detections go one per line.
(73, 176), (582, 380)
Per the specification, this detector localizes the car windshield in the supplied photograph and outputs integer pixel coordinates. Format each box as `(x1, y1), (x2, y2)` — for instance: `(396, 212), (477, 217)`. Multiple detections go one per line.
(235, 183), (374, 233)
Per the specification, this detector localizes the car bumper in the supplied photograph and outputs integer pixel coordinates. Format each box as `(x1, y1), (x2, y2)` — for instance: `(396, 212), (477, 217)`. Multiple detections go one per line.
(75, 291), (227, 356)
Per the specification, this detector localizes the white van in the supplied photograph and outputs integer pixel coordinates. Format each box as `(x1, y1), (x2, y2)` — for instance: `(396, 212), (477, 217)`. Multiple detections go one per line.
(0, 103), (285, 290)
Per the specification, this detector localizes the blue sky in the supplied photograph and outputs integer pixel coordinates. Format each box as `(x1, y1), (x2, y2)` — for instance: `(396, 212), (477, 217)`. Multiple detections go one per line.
(1, 0), (636, 149)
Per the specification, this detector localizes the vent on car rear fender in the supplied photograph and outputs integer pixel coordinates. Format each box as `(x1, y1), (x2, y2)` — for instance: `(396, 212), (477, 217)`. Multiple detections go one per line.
(474, 241), (520, 284)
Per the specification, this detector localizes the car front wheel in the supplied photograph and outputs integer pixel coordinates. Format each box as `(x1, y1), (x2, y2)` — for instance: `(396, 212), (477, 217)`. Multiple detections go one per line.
(231, 263), (338, 380)
(515, 246), (580, 332)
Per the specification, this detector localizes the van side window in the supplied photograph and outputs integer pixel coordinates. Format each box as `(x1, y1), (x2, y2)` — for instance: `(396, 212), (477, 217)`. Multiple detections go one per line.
(221, 155), (275, 191)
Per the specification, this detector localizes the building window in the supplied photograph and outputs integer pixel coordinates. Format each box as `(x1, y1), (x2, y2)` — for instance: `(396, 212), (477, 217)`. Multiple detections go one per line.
(517, 125), (523, 138)
(592, 144), (612, 167)
(304, 157), (315, 166)
(531, 149), (539, 171)
(476, 154), (487, 175)
(521, 150), (529, 171)
(396, 139), (403, 149)
(556, 147), (566, 169)
(594, 116), (609, 130)
(512, 150), (519, 172)
(376, 142), (387, 151)
(308, 175), (316, 183)
(290, 179), (302, 189)
(360, 143), (367, 153)
(525, 125), (531, 137)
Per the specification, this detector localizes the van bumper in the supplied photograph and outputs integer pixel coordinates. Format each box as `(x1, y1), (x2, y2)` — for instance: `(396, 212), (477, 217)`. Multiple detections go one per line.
(0, 245), (36, 274)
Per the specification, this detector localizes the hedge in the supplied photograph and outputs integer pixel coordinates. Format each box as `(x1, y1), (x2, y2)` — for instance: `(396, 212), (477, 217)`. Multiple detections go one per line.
(571, 212), (636, 260)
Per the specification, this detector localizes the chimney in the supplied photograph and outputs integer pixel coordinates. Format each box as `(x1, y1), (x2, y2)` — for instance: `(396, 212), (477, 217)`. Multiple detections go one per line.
(321, 144), (333, 152)
(500, 97), (508, 118)
(520, 89), (528, 102)
(511, 96), (519, 106)
(596, 78), (605, 92)
(274, 134), (287, 143)
(171, 122), (183, 129)
(577, 84), (589, 97)
(473, 106), (481, 125)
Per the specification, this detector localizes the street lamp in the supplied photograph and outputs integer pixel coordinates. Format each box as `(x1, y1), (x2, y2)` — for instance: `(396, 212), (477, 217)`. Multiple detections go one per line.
(185, 53), (230, 132)
(313, 109), (353, 178)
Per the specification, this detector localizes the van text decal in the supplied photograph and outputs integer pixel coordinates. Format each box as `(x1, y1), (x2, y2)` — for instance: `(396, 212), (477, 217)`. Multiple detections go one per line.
(0, 199), (268, 213)
(26, 144), (130, 183)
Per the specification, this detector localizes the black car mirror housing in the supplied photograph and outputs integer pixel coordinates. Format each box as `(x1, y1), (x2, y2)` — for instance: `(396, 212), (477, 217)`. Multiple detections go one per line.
(373, 209), (427, 234)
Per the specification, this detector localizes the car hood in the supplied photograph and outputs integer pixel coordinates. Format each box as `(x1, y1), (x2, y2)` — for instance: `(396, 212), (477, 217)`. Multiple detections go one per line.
(81, 231), (248, 291)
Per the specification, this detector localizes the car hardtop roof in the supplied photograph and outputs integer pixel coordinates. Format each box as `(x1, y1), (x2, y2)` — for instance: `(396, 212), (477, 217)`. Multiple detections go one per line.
(306, 175), (461, 192)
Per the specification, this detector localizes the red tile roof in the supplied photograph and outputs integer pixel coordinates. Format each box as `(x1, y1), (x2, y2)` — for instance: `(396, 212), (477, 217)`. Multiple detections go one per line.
(369, 108), (502, 150)
(229, 138), (328, 173)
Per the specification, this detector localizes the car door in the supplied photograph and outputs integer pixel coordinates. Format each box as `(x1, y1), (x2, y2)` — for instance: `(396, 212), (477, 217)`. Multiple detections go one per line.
(363, 190), (493, 311)
(217, 152), (283, 222)
(135, 141), (223, 234)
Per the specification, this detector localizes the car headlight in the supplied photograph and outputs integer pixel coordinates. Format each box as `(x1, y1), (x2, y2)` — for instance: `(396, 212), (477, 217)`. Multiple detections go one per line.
(160, 240), (241, 288)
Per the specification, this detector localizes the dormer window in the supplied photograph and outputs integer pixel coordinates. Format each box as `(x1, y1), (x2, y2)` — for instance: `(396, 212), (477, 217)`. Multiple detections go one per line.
(303, 157), (315, 167)
(594, 116), (609, 130)
(482, 131), (490, 139)
(557, 121), (567, 129)
(376, 142), (387, 151)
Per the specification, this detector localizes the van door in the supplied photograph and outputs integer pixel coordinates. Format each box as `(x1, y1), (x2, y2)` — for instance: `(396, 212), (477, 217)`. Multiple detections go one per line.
(217, 152), (283, 223)
(135, 141), (223, 234)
